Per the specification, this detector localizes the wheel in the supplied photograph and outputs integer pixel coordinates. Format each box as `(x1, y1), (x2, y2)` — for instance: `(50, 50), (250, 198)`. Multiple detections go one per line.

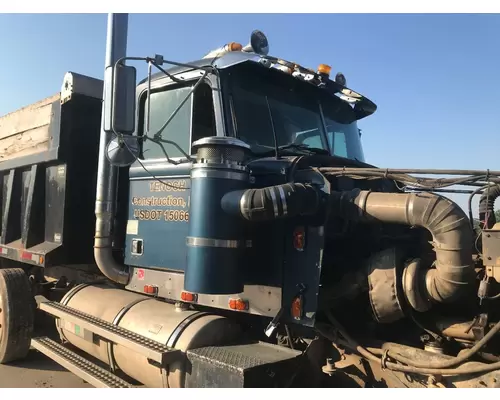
(0, 268), (35, 364)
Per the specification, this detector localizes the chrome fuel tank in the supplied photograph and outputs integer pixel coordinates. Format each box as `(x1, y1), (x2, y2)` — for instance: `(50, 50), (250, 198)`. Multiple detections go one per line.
(57, 283), (242, 387)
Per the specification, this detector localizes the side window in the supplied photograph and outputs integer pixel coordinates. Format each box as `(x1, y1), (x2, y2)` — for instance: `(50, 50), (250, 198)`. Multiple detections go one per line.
(142, 86), (192, 159)
(323, 116), (365, 162)
(327, 131), (348, 158)
(141, 82), (216, 160)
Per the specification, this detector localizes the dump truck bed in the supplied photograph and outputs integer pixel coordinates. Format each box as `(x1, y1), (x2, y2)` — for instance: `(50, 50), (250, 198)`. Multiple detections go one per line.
(0, 94), (60, 164)
(0, 72), (105, 268)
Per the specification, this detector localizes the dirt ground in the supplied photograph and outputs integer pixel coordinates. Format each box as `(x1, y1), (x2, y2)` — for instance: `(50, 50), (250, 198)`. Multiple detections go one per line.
(0, 313), (91, 388)
(0, 347), (91, 388)
(0, 312), (141, 389)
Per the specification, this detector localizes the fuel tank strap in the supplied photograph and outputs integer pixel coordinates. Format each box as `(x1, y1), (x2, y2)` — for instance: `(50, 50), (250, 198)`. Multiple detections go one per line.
(112, 298), (150, 326)
(61, 283), (91, 307)
(108, 297), (150, 371)
(166, 312), (211, 349)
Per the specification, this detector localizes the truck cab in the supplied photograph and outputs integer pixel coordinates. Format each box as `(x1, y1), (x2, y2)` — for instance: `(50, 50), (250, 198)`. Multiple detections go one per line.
(135, 51), (371, 164)
(120, 46), (377, 329)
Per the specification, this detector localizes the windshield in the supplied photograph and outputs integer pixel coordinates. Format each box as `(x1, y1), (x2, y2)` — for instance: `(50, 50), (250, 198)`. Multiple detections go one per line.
(227, 63), (365, 161)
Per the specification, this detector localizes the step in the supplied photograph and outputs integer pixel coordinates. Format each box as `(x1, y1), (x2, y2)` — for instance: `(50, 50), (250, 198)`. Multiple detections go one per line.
(31, 337), (134, 388)
(35, 296), (181, 366)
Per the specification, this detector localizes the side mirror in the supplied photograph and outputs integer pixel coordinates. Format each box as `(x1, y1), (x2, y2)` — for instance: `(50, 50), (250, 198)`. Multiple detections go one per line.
(103, 63), (137, 134)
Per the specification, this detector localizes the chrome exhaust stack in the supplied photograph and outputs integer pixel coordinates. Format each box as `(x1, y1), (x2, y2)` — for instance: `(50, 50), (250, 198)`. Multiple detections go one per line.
(94, 13), (130, 285)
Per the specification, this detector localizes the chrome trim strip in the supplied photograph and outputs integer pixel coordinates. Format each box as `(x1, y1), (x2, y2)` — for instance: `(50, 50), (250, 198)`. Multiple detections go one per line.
(130, 175), (191, 181)
(278, 186), (287, 216)
(191, 169), (248, 181)
(269, 187), (279, 217)
(358, 190), (370, 219)
(240, 190), (249, 216)
(407, 193), (415, 226)
(192, 136), (251, 149)
(192, 163), (248, 171)
(186, 237), (252, 248)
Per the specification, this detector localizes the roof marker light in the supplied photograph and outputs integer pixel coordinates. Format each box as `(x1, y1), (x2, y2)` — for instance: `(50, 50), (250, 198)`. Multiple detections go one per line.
(275, 59), (294, 74)
(317, 64), (332, 77)
(228, 42), (243, 51)
(203, 42), (243, 59)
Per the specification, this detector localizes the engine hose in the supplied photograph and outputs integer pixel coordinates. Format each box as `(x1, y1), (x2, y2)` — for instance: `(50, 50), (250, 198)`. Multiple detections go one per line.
(322, 311), (500, 377)
(329, 189), (475, 309)
(478, 352), (500, 362)
(221, 182), (322, 222)
(381, 318), (500, 369)
(478, 184), (500, 228)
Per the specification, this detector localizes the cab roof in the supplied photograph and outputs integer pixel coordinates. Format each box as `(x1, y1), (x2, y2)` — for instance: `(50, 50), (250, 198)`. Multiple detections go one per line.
(138, 51), (377, 121)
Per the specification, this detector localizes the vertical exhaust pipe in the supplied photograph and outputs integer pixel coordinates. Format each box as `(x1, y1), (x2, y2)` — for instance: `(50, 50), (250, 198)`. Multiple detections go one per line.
(94, 13), (130, 284)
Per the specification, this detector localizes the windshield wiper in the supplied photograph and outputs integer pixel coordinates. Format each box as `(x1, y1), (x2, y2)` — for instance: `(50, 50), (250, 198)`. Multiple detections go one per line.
(255, 143), (330, 157)
(279, 144), (330, 155)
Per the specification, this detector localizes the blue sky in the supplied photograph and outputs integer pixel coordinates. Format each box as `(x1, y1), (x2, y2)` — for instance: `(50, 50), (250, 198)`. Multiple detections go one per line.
(0, 13), (498, 213)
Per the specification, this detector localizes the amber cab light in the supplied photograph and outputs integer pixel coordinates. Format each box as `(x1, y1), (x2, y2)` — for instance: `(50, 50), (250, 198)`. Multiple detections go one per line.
(291, 295), (303, 320)
(143, 285), (158, 295)
(293, 226), (306, 251)
(181, 291), (198, 302)
(228, 42), (243, 51)
(229, 298), (249, 311)
(317, 64), (332, 76)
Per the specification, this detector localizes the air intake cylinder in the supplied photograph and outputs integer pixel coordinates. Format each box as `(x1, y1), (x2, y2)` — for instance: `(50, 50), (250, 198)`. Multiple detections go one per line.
(184, 137), (251, 295)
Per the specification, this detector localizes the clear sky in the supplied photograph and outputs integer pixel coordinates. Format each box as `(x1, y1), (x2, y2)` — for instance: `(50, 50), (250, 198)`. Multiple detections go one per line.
(0, 13), (498, 214)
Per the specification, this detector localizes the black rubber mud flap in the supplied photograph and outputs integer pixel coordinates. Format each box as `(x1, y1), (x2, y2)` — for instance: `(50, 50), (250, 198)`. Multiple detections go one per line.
(0, 268), (35, 364)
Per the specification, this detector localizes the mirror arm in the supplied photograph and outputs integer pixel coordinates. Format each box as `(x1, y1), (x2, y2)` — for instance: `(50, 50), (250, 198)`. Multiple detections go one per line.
(146, 60), (152, 135)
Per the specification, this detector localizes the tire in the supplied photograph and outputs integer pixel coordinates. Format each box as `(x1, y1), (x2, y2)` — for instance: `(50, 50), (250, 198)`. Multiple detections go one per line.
(0, 268), (35, 364)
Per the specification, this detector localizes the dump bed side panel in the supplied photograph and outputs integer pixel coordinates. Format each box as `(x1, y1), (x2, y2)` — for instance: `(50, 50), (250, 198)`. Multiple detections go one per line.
(0, 73), (104, 268)
(0, 94), (60, 164)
